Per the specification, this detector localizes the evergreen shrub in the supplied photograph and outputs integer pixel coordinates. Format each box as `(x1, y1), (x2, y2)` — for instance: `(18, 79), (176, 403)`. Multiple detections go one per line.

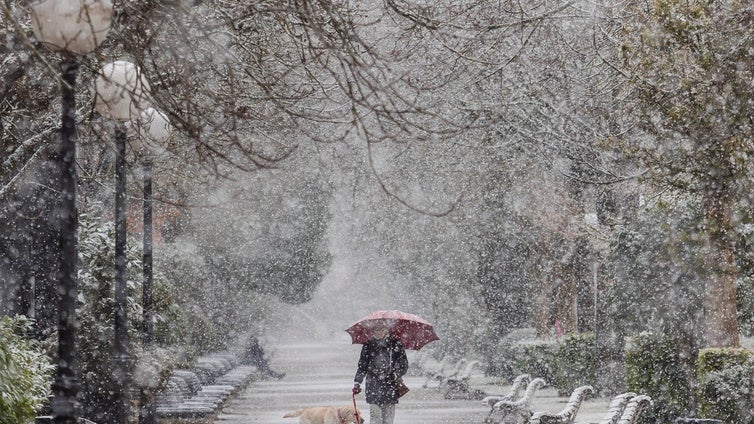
(76, 210), (180, 420)
(696, 348), (754, 423)
(554, 332), (596, 394)
(504, 333), (597, 393)
(696, 347), (753, 377)
(0, 316), (53, 424)
(483, 328), (537, 379)
(625, 331), (691, 424)
(511, 339), (557, 385)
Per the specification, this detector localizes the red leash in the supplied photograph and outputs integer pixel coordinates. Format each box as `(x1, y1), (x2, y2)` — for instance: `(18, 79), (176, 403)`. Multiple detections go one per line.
(352, 389), (361, 423)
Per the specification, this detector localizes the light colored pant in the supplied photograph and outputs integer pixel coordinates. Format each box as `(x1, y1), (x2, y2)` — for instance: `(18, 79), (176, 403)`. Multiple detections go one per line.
(370, 403), (395, 424)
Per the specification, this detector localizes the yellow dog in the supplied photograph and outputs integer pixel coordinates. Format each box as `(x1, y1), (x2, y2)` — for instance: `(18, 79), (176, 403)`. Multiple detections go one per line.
(283, 406), (364, 424)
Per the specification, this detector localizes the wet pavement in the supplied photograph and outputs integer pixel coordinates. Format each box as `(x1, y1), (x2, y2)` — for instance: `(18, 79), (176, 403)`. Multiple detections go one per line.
(213, 332), (612, 424)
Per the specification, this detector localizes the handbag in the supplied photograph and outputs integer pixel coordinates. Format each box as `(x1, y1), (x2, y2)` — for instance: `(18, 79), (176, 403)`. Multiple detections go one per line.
(389, 343), (409, 398)
(396, 378), (410, 398)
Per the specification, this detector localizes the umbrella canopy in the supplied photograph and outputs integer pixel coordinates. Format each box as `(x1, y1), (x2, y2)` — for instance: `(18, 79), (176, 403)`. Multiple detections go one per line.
(345, 310), (439, 350)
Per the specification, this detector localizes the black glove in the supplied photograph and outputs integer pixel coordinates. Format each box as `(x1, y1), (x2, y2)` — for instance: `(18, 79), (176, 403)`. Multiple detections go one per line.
(352, 383), (361, 394)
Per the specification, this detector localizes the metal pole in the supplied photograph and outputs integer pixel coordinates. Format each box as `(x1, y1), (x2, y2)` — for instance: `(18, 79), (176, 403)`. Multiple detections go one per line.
(113, 124), (131, 424)
(141, 161), (153, 347)
(52, 58), (80, 424)
(139, 160), (156, 424)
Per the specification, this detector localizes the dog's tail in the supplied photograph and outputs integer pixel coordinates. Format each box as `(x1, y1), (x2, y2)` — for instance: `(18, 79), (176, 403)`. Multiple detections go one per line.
(282, 409), (303, 418)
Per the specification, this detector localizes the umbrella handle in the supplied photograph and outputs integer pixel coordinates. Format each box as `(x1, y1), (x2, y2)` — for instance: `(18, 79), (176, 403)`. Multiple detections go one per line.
(352, 389), (361, 423)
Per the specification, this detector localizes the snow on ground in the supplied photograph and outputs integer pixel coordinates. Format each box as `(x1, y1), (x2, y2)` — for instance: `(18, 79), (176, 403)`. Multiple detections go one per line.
(215, 335), (611, 424)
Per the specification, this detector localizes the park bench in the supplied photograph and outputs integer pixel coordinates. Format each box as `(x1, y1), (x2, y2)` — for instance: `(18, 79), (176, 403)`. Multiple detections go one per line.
(155, 373), (218, 420)
(214, 364), (258, 388)
(485, 377), (547, 424)
(154, 353), (259, 422)
(482, 374), (531, 412)
(419, 355), (452, 387)
(34, 417), (97, 423)
(616, 394), (652, 424)
(37, 352), (260, 424)
(597, 392), (636, 424)
(424, 357), (468, 388)
(481, 374), (530, 423)
(192, 356), (232, 384)
(482, 374), (530, 409)
(444, 360), (484, 399)
(436, 357), (469, 388)
(528, 385), (593, 424)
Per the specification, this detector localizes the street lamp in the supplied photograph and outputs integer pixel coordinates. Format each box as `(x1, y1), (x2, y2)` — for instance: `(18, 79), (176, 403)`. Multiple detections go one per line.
(30, 1), (112, 423)
(95, 61), (151, 121)
(94, 60), (151, 424)
(31, 0), (112, 55)
(134, 107), (172, 424)
(134, 109), (171, 348)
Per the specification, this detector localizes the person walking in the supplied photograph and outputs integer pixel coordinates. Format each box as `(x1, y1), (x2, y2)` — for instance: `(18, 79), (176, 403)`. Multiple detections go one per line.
(352, 324), (408, 424)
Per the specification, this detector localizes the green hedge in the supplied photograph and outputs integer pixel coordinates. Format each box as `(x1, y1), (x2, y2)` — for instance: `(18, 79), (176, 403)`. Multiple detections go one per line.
(0, 316), (54, 424)
(482, 328), (538, 379)
(507, 333), (596, 394)
(696, 347), (753, 377)
(497, 331), (754, 423)
(696, 348), (754, 423)
(510, 339), (558, 385)
(625, 332), (691, 424)
(554, 332), (595, 394)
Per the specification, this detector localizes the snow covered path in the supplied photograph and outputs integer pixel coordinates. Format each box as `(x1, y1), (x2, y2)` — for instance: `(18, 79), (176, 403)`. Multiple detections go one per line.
(213, 331), (611, 424)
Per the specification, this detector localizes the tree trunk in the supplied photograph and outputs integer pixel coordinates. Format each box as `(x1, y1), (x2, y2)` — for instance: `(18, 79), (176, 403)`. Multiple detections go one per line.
(594, 265), (625, 396)
(531, 271), (551, 338)
(554, 275), (578, 335)
(554, 244), (580, 335)
(530, 243), (553, 338)
(701, 186), (739, 348)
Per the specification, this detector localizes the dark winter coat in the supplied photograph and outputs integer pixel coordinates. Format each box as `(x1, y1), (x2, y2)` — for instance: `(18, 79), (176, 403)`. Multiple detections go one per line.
(354, 336), (408, 405)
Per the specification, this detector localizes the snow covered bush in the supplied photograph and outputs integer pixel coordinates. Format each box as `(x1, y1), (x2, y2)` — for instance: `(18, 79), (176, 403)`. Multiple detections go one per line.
(696, 348), (754, 423)
(494, 332), (595, 394)
(554, 332), (595, 395)
(697, 347), (752, 376)
(76, 211), (144, 421)
(0, 316), (53, 424)
(481, 328), (538, 379)
(76, 208), (176, 420)
(625, 331), (692, 424)
(510, 339), (557, 385)
(697, 363), (754, 424)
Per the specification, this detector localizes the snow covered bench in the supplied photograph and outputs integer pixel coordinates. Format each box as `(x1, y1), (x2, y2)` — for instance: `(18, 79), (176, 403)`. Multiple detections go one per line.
(481, 374), (530, 410)
(419, 356), (452, 387)
(617, 394), (652, 424)
(598, 392), (636, 424)
(528, 385), (593, 424)
(34, 417), (97, 423)
(485, 377), (546, 424)
(154, 353), (259, 422)
(154, 374), (218, 421)
(424, 357), (469, 388)
(444, 360), (485, 399)
(481, 373), (530, 423)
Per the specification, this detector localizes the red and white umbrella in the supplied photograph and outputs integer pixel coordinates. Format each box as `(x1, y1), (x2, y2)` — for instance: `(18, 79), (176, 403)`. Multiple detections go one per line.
(345, 310), (439, 350)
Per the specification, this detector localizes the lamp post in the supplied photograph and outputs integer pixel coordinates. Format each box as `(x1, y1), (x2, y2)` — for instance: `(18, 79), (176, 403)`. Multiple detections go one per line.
(30, 1), (112, 423)
(134, 107), (172, 424)
(134, 107), (170, 348)
(95, 60), (151, 424)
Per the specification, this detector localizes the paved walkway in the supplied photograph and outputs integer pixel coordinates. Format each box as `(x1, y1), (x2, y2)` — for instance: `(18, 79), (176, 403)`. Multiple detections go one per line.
(213, 332), (612, 424)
